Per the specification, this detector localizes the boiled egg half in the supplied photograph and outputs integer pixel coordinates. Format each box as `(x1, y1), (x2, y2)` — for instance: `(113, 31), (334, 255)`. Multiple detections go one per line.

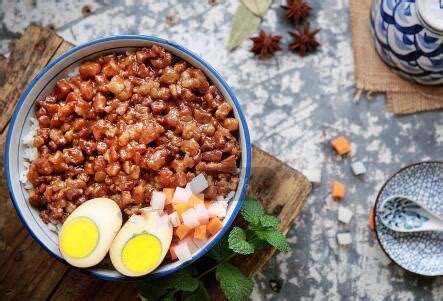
(58, 198), (122, 268)
(110, 207), (172, 277)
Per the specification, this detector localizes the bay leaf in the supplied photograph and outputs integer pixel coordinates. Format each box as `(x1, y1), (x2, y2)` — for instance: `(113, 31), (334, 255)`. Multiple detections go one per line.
(241, 0), (272, 18)
(227, 3), (261, 51)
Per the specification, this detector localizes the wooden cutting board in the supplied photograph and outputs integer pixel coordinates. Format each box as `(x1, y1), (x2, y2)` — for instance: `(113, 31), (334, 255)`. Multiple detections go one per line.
(0, 25), (311, 301)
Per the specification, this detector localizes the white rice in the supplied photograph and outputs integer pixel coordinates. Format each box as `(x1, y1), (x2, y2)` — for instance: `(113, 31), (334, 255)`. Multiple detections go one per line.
(20, 118), (38, 190)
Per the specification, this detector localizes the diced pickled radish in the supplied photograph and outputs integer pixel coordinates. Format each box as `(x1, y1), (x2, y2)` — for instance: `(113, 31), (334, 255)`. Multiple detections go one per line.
(337, 233), (352, 245)
(174, 242), (192, 262)
(181, 237), (199, 253)
(216, 195), (225, 202)
(189, 173), (209, 194)
(168, 212), (181, 227)
(192, 237), (209, 248)
(185, 183), (191, 191)
(172, 187), (192, 204)
(194, 203), (209, 225)
(157, 214), (169, 228)
(338, 206), (353, 224)
(208, 202), (227, 218)
(182, 208), (200, 228)
(151, 191), (166, 210)
(225, 191), (235, 202)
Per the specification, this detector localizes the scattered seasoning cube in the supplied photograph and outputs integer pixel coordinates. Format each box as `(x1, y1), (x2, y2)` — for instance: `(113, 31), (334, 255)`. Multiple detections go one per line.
(169, 244), (178, 260)
(351, 161), (367, 176)
(174, 242), (192, 262)
(189, 173), (209, 194)
(331, 181), (345, 200)
(151, 191), (166, 210)
(337, 233), (352, 245)
(331, 136), (351, 155)
(369, 211), (375, 231)
(182, 208), (200, 228)
(172, 187), (192, 204)
(338, 206), (354, 224)
(303, 169), (322, 184)
(192, 237), (209, 248)
(163, 188), (175, 205)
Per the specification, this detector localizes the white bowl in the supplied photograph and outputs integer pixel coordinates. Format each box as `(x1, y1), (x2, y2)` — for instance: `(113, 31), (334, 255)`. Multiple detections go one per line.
(4, 36), (251, 281)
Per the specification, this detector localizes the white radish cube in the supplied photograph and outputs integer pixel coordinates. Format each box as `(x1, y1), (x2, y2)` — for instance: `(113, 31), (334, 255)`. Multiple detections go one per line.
(181, 237), (199, 253)
(157, 214), (169, 228)
(151, 191), (166, 210)
(216, 195), (225, 202)
(224, 191), (235, 202)
(168, 212), (181, 227)
(194, 203), (209, 225)
(337, 233), (352, 245)
(185, 183), (191, 191)
(192, 237), (209, 248)
(351, 161), (366, 176)
(172, 187), (192, 204)
(338, 206), (354, 224)
(303, 169), (322, 184)
(174, 242), (192, 262)
(182, 208), (200, 228)
(189, 173), (209, 194)
(208, 202), (227, 218)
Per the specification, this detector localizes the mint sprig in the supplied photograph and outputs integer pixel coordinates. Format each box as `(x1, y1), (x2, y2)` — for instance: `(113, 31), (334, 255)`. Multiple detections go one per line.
(228, 227), (255, 255)
(216, 262), (254, 301)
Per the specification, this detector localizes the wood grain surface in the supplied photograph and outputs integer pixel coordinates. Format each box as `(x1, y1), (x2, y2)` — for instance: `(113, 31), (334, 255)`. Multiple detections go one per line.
(0, 25), (311, 301)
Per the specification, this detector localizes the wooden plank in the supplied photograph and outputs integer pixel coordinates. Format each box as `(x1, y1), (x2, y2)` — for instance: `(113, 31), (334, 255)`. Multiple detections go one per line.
(0, 25), (311, 301)
(0, 24), (63, 133)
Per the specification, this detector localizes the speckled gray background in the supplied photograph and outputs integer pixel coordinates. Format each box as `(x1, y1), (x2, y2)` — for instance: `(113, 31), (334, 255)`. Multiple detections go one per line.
(1, 0), (442, 300)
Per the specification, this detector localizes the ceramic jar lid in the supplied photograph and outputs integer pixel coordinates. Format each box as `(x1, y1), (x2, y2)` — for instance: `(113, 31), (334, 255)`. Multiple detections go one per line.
(416, 0), (443, 32)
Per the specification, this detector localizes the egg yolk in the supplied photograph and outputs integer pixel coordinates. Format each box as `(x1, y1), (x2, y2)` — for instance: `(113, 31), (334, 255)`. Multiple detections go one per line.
(60, 217), (99, 258)
(122, 233), (162, 274)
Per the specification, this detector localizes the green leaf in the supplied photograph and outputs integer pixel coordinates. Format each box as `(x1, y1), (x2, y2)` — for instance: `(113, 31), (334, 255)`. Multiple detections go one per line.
(183, 282), (211, 301)
(241, 0), (272, 17)
(258, 215), (281, 229)
(255, 229), (290, 252)
(216, 262), (254, 301)
(240, 197), (264, 224)
(250, 238), (271, 250)
(227, 3), (261, 51)
(135, 267), (199, 300)
(208, 233), (232, 262)
(228, 227), (255, 255)
(163, 267), (200, 292)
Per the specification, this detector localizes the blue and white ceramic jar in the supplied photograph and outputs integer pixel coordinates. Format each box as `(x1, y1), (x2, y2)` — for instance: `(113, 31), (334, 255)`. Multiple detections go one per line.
(370, 0), (443, 85)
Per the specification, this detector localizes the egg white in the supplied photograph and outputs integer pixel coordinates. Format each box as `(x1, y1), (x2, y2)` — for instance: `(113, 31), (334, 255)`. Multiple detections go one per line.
(58, 198), (122, 268)
(109, 207), (172, 277)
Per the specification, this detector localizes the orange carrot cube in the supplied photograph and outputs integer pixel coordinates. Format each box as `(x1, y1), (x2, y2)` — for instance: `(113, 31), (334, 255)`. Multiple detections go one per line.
(193, 225), (207, 240)
(169, 244), (177, 260)
(163, 188), (175, 205)
(204, 200), (214, 208)
(188, 194), (204, 207)
(175, 224), (192, 240)
(207, 217), (223, 236)
(173, 203), (189, 221)
(331, 181), (345, 200)
(369, 211), (375, 231)
(331, 136), (351, 155)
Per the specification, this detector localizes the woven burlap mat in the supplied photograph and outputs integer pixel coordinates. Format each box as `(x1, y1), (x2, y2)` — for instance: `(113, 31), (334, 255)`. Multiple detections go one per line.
(349, 0), (443, 114)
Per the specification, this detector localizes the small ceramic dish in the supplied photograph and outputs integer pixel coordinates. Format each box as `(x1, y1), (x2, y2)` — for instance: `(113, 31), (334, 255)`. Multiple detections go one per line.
(374, 161), (443, 276)
(4, 35), (252, 281)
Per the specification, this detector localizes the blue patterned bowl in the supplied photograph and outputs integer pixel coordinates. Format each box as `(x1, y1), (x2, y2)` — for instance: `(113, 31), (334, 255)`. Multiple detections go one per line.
(370, 0), (443, 85)
(374, 161), (443, 276)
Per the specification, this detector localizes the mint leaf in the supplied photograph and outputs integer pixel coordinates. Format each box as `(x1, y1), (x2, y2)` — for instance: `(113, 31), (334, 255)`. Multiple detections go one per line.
(228, 227), (255, 255)
(241, 197), (264, 224)
(255, 229), (290, 252)
(250, 238), (270, 250)
(208, 233), (232, 262)
(259, 215), (281, 229)
(135, 282), (167, 300)
(216, 262), (254, 301)
(183, 282), (210, 301)
(164, 267), (200, 292)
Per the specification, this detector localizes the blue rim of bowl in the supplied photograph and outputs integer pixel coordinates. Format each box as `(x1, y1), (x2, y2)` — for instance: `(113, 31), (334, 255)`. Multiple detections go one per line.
(373, 160), (443, 277)
(4, 35), (252, 281)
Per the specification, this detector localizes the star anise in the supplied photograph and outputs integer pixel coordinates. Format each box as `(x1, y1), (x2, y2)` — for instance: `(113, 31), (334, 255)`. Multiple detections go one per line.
(288, 23), (320, 56)
(250, 30), (282, 59)
(281, 0), (311, 25)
